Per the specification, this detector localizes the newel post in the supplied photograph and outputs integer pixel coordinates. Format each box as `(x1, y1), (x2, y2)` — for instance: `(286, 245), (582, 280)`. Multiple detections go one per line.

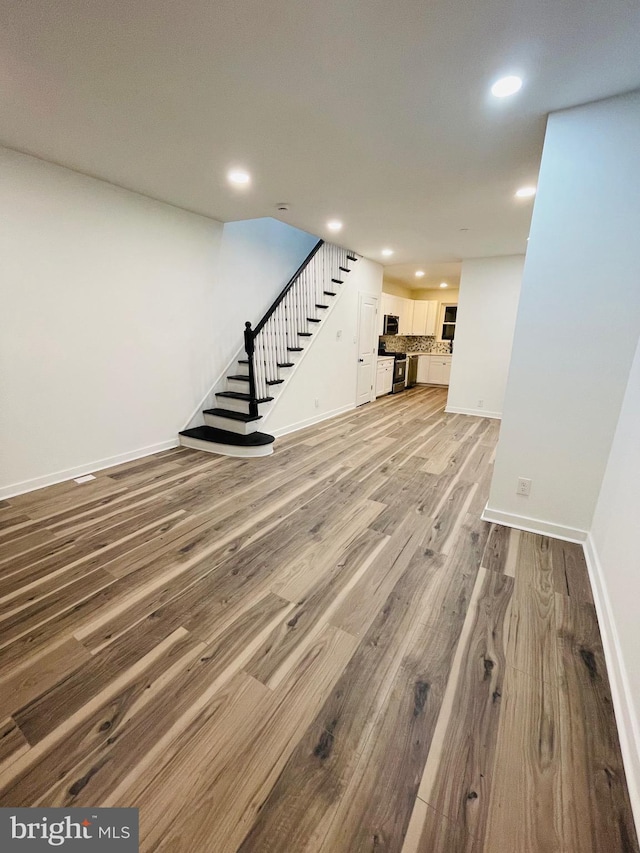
(244, 322), (259, 418)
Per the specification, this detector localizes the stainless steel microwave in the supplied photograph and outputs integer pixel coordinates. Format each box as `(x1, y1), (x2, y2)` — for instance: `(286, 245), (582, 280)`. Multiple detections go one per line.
(383, 314), (399, 335)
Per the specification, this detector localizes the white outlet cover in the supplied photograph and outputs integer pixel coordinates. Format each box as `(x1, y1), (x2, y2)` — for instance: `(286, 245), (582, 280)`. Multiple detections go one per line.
(517, 477), (532, 496)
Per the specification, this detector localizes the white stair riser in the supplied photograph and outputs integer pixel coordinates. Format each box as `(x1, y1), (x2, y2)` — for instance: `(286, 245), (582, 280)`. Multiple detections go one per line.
(204, 413), (259, 434)
(216, 396), (252, 414)
(179, 435), (273, 458)
(216, 395), (273, 415)
(227, 378), (252, 393)
(236, 363), (249, 376)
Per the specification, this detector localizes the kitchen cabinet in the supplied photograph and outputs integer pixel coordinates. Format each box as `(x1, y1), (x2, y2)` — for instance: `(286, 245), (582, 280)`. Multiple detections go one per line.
(380, 295), (438, 337)
(376, 356), (394, 397)
(380, 293), (406, 334)
(398, 299), (413, 335)
(379, 293), (392, 334)
(428, 356), (452, 385)
(416, 355), (431, 384)
(410, 300), (438, 336)
(416, 354), (452, 386)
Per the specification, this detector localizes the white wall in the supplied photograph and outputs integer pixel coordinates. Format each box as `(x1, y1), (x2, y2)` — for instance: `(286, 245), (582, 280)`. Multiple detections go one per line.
(447, 256), (523, 419)
(382, 280), (412, 299)
(264, 258), (383, 435)
(588, 334), (640, 820)
(0, 147), (316, 496)
(188, 217), (318, 423)
(485, 92), (640, 539)
(213, 218), (318, 373)
(413, 286), (460, 309)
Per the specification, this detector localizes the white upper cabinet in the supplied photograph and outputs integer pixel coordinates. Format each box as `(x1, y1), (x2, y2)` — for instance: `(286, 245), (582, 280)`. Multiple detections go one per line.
(425, 300), (438, 335)
(380, 293), (397, 334)
(411, 301), (428, 335)
(398, 298), (413, 335)
(410, 300), (438, 335)
(380, 294), (440, 337)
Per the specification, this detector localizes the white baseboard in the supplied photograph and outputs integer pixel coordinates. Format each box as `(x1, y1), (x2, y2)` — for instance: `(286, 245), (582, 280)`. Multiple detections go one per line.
(0, 439), (179, 500)
(270, 403), (356, 438)
(445, 405), (502, 420)
(480, 505), (588, 543)
(583, 533), (640, 835)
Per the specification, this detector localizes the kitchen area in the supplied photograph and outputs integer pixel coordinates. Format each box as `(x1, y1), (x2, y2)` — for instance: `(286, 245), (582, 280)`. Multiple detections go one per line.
(375, 288), (458, 398)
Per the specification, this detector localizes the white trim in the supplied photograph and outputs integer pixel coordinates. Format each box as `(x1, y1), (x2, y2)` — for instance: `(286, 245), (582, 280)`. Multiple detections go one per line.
(178, 435), (273, 457)
(445, 405), (502, 420)
(270, 403), (356, 438)
(583, 534), (640, 836)
(355, 291), (379, 406)
(0, 439), (179, 500)
(480, 504), (588, 543)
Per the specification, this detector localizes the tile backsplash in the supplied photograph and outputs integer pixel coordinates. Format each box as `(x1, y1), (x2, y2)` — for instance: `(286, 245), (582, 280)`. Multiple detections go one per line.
(379, 335), (452, 354)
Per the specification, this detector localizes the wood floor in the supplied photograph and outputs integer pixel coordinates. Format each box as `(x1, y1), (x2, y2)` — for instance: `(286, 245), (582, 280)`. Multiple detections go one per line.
(0, 386), (636, 852)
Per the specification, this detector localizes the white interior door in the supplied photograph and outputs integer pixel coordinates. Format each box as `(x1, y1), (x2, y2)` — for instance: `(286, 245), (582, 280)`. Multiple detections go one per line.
(356, 293), (378, 407)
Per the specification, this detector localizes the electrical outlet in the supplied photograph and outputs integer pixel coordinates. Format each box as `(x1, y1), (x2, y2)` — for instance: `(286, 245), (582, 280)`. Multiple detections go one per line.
(478, 399), (484, 408)
(517, 477), (532, 496)
(314, 398), (320, 409)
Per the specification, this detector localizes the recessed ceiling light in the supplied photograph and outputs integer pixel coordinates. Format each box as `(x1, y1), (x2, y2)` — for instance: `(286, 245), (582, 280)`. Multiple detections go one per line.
(327, 220), (343, 232)
(491, 75), (523, 98)
(515, 186), (536, 198)
(415, 270), (425, 278)
(381, 248), (394, 257)
(440, 282), (448, 288)
(227, 169), (251, 186)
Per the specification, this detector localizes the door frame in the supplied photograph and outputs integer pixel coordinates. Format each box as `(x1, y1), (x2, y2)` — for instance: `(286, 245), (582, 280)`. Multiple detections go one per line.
(355, 292), (379, 406)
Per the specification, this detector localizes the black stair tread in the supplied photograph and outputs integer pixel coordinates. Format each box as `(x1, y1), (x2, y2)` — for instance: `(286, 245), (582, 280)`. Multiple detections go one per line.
(278, 361), (294, 367)
(307, 317), (321, 323)
(203, 408), (262, 422)
(331, 278), (344, 284)
(339, 266), (350, 272)
(324, 290), (337, 296)
(266, 379), (284, 385)
(347, 254), (358, 261)
(298, 332), (313, 337)
(216, 391), (274, 402)
(238, 359), (248, 364)
(227, 374), (250, 381)
(287, 346), (304, 352)
(180, 426), (274, 446)
(316, 304), (329, 309)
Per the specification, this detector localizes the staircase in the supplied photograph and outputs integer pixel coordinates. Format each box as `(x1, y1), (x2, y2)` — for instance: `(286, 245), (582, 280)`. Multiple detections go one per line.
(179, 240), (359, 457)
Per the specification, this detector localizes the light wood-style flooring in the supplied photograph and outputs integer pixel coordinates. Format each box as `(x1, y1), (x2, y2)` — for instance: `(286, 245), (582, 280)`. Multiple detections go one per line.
(0, 386), (637, 852)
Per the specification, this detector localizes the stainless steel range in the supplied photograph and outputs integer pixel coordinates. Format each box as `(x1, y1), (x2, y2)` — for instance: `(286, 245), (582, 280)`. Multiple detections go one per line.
(391, 353), (406, 393)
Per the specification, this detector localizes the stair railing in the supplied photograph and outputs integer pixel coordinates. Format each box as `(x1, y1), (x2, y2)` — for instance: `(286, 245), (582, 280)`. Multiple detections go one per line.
(243, 240), (354, 404)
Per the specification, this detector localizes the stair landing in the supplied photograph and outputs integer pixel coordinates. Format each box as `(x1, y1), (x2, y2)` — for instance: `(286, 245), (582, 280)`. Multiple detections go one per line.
(179, 425), (274, 457)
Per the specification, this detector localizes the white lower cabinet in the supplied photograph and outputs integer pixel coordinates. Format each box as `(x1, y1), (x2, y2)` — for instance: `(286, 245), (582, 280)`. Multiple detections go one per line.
(416, 354), (452, 386)
(376, 357), (394, 397)
(416, 355), (431, 384)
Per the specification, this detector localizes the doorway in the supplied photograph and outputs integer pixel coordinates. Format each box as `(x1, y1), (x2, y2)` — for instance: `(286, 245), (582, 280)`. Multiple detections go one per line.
(356, 293), (378, 407)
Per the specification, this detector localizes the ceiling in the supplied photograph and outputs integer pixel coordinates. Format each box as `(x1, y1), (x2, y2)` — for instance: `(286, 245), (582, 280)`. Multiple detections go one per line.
(384, 262), (462, 291)
(2, 0), (640, 271)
